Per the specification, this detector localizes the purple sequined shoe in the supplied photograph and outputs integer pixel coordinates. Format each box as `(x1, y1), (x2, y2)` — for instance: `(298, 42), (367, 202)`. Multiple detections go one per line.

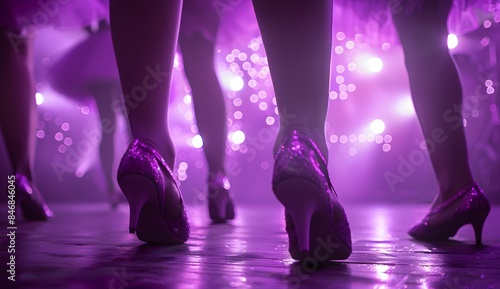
(117, 138), (189, 244)
(15, 174), (53, 221)
(408, 183), (490, 245)
(273, 130), (352, 261)
(207, 173), (235, 223)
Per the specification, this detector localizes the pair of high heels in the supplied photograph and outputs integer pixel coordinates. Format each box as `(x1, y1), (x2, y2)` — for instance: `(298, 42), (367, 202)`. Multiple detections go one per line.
(117, 138), (236, 244)
(408, 183), (490, 245)
(273, 130), (491, 262)
(14, 174), (53, 221)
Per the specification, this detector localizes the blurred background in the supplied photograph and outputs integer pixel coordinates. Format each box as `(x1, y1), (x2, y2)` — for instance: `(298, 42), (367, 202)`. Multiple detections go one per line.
(1, 7), (499, 207)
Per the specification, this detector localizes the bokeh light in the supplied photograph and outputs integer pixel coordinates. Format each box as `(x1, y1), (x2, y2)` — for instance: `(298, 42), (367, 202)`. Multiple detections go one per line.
(192, 135), (203, 148)
(35, 92), (45, 105)
(367, 57), (383, 73)
(370, 119), (386, 134)
(229, 76), (244, 91)
(447, 34), (458, 49)
(230, 130), (245, 145)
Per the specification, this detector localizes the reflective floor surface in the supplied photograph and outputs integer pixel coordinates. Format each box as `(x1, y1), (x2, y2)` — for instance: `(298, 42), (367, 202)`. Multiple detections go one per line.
(2, 202), (500, 289)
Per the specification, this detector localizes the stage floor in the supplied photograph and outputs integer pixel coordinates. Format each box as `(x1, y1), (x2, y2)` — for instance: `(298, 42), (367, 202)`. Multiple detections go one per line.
(5, 202), (500, 289)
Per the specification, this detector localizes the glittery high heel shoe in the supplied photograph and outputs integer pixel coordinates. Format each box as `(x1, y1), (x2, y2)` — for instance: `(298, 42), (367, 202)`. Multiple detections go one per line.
(273, 130), (352, 261)
(117, 138), (189, 244)
(207, 173), (235, 223)
(408, 183), (490, 245)
(15, 174), (54, 221)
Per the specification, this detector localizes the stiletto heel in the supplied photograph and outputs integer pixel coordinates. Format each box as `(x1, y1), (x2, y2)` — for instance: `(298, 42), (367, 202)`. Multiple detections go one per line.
(275, 179), (324, 255)
(409, 183), (490, 244)
(471, 214), (487, 246)
(273, 130), (351, 261)
(118, 174), (153, 234)
(118, 138), (189, 244)
(207, 173), (235, 223)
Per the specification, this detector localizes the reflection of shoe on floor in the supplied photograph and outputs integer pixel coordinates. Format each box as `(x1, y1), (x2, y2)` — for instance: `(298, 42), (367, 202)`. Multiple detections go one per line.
(118, 138), (189, 244)
(273, 130), (352, 261)
(15, 174), (54, 221)
(408, 183), (490, 245)
(207, 173), (235, 223)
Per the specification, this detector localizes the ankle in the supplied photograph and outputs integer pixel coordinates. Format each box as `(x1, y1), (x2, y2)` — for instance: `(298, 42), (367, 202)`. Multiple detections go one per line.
(274, 126), (328, 160)
(433, 179), (475, 208)
(131, 136), (176, 170)
(439, 178), (474, 199)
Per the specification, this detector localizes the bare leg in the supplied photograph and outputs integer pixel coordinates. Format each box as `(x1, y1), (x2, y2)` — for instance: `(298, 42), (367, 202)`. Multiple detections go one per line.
(110, 0), (183, 219)
(179, 26), (226, 177)
(179, 8), (235, 222)
(252, 0), (333, 159)
(251, 1), (352, 260)
(89, 82), (126, 207)
(0, 27), (52, 220)
(0, 28), (35, 179)
(109, 0), (182, 170)
(393, 0), (474, 207)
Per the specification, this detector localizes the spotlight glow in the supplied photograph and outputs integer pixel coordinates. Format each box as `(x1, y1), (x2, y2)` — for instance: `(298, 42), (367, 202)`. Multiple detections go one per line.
(35, 92), (45, 105)
(367, 57), (383, 73)
(229, 76), (244, 91)
(230, 130), (245, 144)
(370, 119), (386, 134)
(396, 96), (416, 116)
(174, 53), (180, 68)
(447, 34), (458, 49)
(192, 135), (203, 148)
